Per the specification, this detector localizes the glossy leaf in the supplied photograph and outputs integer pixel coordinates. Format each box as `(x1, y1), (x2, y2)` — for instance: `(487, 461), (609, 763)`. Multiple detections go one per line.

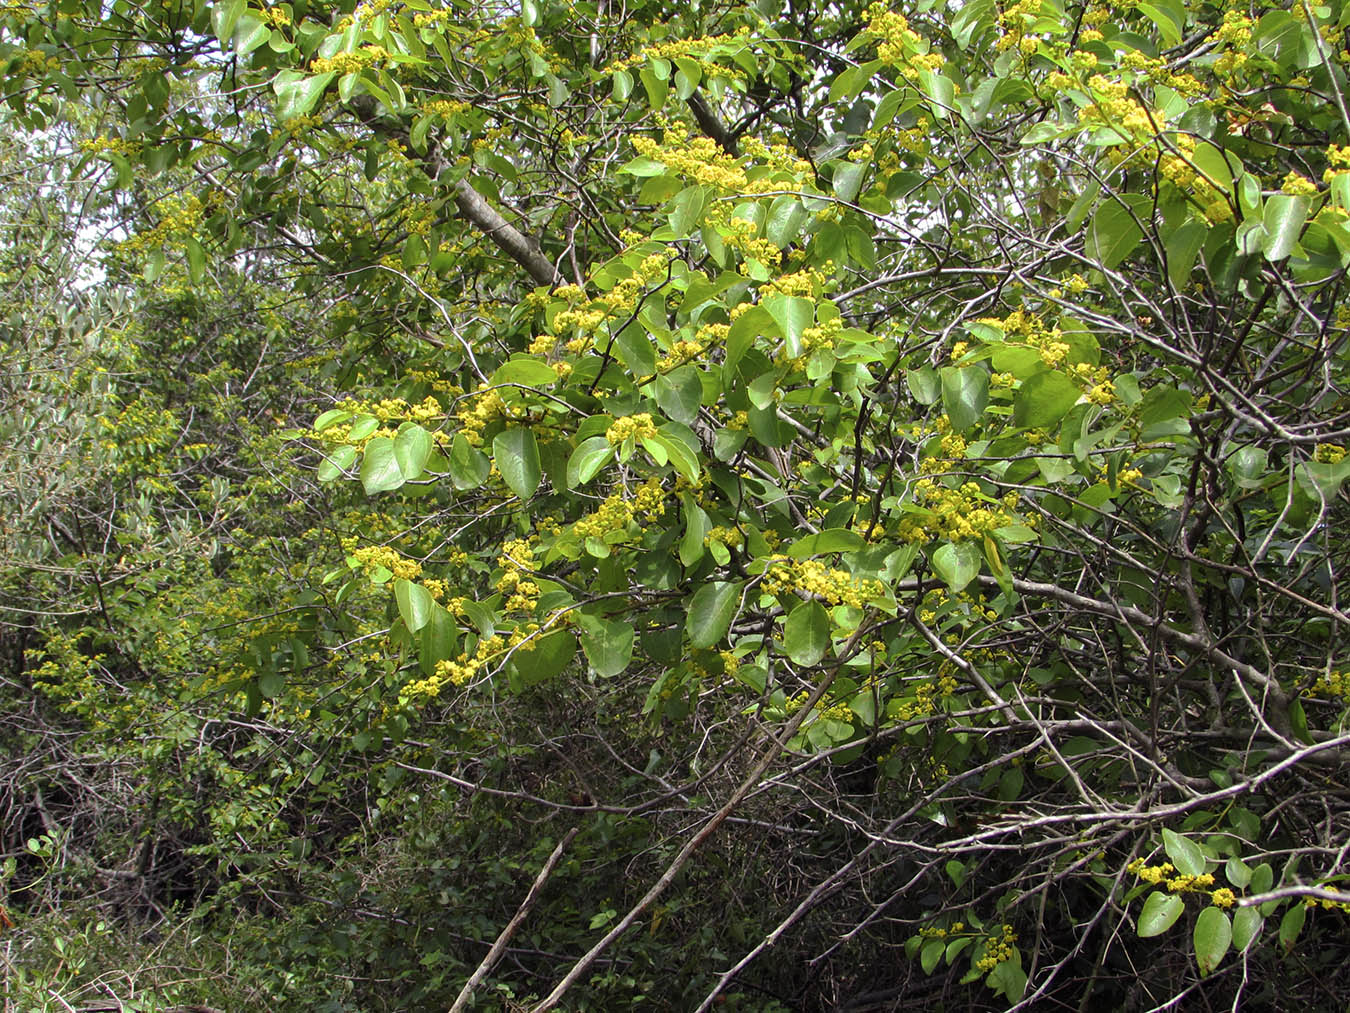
(940, 366), (989, 433)
(1193, 907), (1231, 975)
(1163, 829), (1207, 877)
(783, 600), (830, 666)
(394, 579), (435, 633)
(687, 581), (740, 649)
(493, 427), (542, 500)
(1137, 891), (1185, 938)
(1013, 370), (1080, 429)
(360, 437), (405, 494)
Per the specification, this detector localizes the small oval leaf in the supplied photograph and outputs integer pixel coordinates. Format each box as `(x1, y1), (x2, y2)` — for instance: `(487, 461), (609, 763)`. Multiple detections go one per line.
(1137, 891), (1185, 938)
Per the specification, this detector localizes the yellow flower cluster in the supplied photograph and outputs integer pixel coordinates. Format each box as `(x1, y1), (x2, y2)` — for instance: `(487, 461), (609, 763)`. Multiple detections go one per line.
(722, 216), (783, 267)
(1313, 670), (1350, 699)
(1283, 171), (1319, 196)
(345, 396), (443, 424)
(1212, 888), (1237, 908)
(1314, 443), (1347, 464)
(633, 477), (667, 517)
(311, 46), (384, 76)
(79, 133), (140, 156)
(767, 268), (828, 298)
(900, 481), (1021, 544)
(784, 688), (852, 722)
(406, 632), (504, 698)
(411, 8), (451, 27)
(455, 385), (505, 445)
(917, 588), (999, 627)
(916, 415), (969, 474)
(863, 3), (944, 77)
(890, 673), (959, 721)
(117, 192), (208, 253)
(1304, 888), (1350, 911)
(606, 412), (659, 445)
(347, 544), (422, 581)
(14, 47), (62, 74)
(737, 135), (816, 177)
(995, 0), (1041, 53)
(496, 538), (540, 614)
(604, 26), (752, 73)
(633, 133), (754, 192)
(1214, 10), (1254, 77)
(423, 98), (469, 118)
(975, 924), (1018, 973)
(1166, 872), (1216, 892)
(656, 324), (724, 371)
(983, 310), (1072, 368)
(550, 252), (672, 337)
(573, 494), (635, 539)
(762, 557), (882, 608)
(705, 525), (743, 548)
(784, 317), (843, 363)
(917, 921), (965, 939)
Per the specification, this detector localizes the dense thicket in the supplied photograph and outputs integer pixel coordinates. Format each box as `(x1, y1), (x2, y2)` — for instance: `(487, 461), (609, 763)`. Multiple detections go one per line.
(3, 0), (1350, 1009)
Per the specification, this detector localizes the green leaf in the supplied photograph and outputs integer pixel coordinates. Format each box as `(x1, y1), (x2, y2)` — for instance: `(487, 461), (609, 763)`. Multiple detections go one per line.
(314, 409), (352, 432)
(491, 356), (559, 387)
(687, 581), (740, 649)
(393, 579), (435, 633)
(906, 367), (942, 405)
(1163, 829), (1207, 877)
(1087, 196), (1148, 269)
(940, 366), (989, 433)
(783, 600), (830, 666)
(1166, 219), (1209, 287)
(348, 415), (379, 442)
(506, 630), (576, 690)
(1137, 1), (1182, 45)
(1225, 857), (1252, 889)
(393, 424), (432, 480)
(725, 305), (773, 374)
(679, 498), (709, 566)
(578, 615), (635, 677)
(640, 65), (668, 109)
(566, 436), (614, 488)
(317, 444), (356, 482)
(493, 427), (542, 500)
(985, 950), (1027, 1002)
(654, 366), (703, 425)
(832, 161), (867, 202)
(1193, 907), (1231, 976)
(786, 528), (866, 558)
(931, 541), (981, 593)
(448, 433), (490, 490)
(184, 236), (206, 285)
(1232, 906), (1262, 952)
(1262, 194), (1309, 261)
(653, 429), (699, 484)
(921, 937), (945, 974)
(764, 294), (814, 358)
(765, 195), (810, 248)
(360, 437), (406, 494)
(211, 0), (245, 44)
(1137, 891), (1185, 937)
(418, 606), (458, 676)
(620, 155), (665, 176)
(274, 70), (335, 121)
(1013, 370), (1081, 429)
(1278, 900), (1306, 950)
